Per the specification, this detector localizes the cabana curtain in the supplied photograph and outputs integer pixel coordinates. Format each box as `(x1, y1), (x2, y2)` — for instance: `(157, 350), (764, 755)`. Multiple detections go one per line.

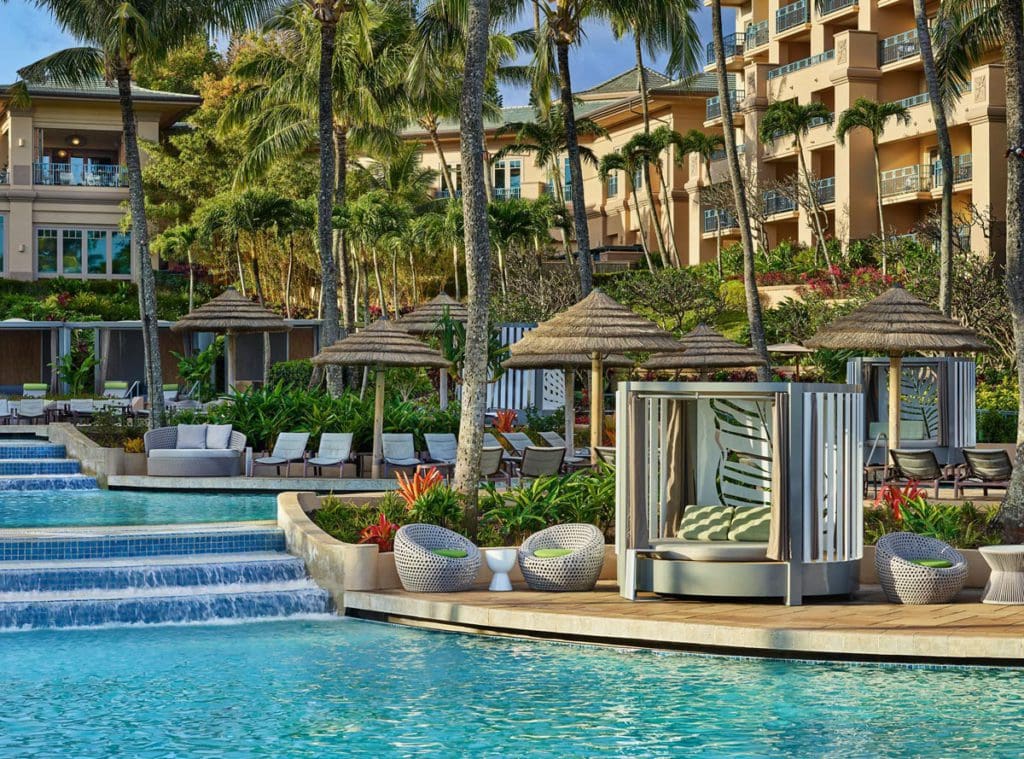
(662, 400), (693, 537)
(768, 393), (790, 561)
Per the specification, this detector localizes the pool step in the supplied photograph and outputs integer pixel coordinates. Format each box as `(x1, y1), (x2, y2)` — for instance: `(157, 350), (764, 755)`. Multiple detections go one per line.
(0, 459), (81, 476)
(0, 444), (66, 460)
(0, 474), (98, 491)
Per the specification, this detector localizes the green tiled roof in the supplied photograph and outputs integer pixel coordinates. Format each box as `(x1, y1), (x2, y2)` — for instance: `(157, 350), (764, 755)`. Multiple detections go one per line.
(653, 72), (737, 94)
(413, 98), (620, 135)
(578, 66), (671, 96)
(0, 76), (201, 104)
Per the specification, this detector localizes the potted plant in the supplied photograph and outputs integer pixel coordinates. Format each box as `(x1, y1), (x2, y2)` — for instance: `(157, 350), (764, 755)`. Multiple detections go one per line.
(122, 437), (147, 476)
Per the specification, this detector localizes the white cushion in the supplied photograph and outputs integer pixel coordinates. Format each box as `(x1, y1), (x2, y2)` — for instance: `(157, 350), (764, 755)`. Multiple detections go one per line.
(650, 539), (769, 562)
(206, 424), (233, 450)
(176, 424), (208, 450)
(150, 448), (239, 459)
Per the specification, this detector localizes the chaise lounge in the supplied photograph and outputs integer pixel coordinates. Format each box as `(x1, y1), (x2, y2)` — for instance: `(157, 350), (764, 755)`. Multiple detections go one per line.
(145, 423), (246, 477)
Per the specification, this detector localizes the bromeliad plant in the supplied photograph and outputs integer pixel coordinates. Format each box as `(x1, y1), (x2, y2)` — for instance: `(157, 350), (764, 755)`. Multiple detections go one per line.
(493, 409), (518, 433)
(359, 512), (400, 552)
(874, 480), (925, 521)
(396, 467), (444, 507)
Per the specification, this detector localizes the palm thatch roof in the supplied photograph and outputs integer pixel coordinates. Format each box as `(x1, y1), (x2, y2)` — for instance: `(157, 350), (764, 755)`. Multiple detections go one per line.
(767, 342), (815, 355)
(511, 290), (680, 356)
(171, 288), (291, 334)
(804, 287), (988, 353)
(644, 325), (767, 371)
(503, 351), (634, 370)
(310, 319), (450, 368)
(398, 293), (468, 335)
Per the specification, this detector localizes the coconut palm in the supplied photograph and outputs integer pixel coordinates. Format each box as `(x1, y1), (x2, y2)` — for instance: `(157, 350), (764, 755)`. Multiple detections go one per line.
(708, 0), (770, 378)
(759, 99), (835, 278)
(14, 0), (273, 426)
(676, 129), (726, 276)
(599, 151), (654, 273)
(622, 131), (677, 266)
(835, 98), (911, 270)
(352, 142), (438, 208)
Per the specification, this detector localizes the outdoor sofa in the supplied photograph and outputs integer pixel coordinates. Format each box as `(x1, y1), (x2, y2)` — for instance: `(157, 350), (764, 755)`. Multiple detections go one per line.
(145, 423), (246, 477)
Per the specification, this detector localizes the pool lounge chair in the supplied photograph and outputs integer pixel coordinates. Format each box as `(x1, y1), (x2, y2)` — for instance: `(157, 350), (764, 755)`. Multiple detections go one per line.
(956, 448), (1014, 498)
(501, 431), (533, 456)
(480, 446), (511, 487)
(517, 446), (565, 481)
(0, 400), (11, 424)
(887, 449), (956, 498)
(538, 431), (588, 469)
(145, 424), (246, 477)
(103, 381), (132, 399)
(68, 399), (95, 422)
(424, 433), (458, 466)
(16, 399), (47, 425)
(308, 433), (355, 476)
(483, 432), (503, 450)
(162, 384), (180, 404)
(254, 432), (310, 476)
(382, 433), (421, 476)
(22, 383), (47, 398)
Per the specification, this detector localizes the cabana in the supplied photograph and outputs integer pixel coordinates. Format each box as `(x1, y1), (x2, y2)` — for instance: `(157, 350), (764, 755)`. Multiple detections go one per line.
(616, 380), (864, 606)
(398, 293), (467, 409)
(644, 325), (767, 377)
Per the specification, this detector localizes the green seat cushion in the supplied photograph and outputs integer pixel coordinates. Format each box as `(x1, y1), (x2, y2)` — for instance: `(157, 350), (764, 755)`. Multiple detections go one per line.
(533, 548), (573, 559)
(431, 548), (468, 559)
(678, 505), (734, 541)
(22, 383), (47, 390)
(162, 384), (179, 390)
(105, 381), (128, 389)
(728, 506), (772, 542)
(910, 558), (954, 569)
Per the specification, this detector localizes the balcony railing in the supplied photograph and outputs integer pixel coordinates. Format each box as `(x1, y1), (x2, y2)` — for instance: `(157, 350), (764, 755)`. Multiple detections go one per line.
(0, 169), (7, 185)
(879, 29), (919, 66)
(775, 0), (809, 33)
(435, 188), (462, 199)
(707, 33), (745, 65)
(710, 143), (747, 162)
(33, 162), (128, 187)
(814, 177), (836, 205)
(809, 114), (833, 129)
(881, 165), (930, 197)
(706, 90), (744, 120)
(494, 187), (522, 200)
(746, 20), (769, 49)
(932, 153), (973, 187)
(764, 190), (797, 215)
(703, 208), (739, 233)
(767, 49), (836, 80)
(818, 0), (856, 15)
(894, 92), (930, 110)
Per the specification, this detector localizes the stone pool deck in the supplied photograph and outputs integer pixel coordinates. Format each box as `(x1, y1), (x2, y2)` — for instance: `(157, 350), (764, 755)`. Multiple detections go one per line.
(344, 582), (1024, 665)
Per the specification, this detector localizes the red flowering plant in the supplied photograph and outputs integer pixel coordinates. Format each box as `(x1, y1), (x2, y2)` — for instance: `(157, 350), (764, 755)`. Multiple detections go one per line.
(358, 512), (399, 552)
(493, 409), (518, 433)
(874, 480), (924, 522)
(395, 467), (443, 508)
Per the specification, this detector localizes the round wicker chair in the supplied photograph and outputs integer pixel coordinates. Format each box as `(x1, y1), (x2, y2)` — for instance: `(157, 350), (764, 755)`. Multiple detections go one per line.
(874, 532), (968, 604)
(393, 524), (481, 593)
(518, 523), (605, 592)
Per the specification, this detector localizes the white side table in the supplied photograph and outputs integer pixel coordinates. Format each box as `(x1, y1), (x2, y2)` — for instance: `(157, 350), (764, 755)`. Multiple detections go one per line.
(484, 548), (517, 592)
(979, 545), (1024, 604)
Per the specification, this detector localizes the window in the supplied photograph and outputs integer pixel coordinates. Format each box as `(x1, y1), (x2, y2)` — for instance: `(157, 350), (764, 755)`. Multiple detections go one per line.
(607, 172), (619, 197)
(633, 166), (644, 189)
(493, 159), (522, 198)
(36, 227), (132, 278)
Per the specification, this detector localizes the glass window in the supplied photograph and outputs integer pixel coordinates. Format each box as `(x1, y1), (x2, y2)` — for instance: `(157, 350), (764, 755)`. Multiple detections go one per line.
(87, 230), (108, 275)
(607, 172), (619, 197)
(494, 161), (505, 189)
(509, 160), (521, 193)
(37, 229), (58, 274)
(112, 232), (132, 275)
(563, 158), (571, 189)
(633, 166), (643, 189)
(62, 229), (83, 274)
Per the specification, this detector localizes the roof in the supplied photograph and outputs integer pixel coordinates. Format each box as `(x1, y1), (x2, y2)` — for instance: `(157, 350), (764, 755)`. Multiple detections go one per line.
(0, 76), (201, 105)
(311, 319), (450, 369)
(171, 288), (290, 334)
(577, 66), (671, 98)
(644, 325), (767, 371)
(652, 71), (737, 95)
(398, 293), (468, 335)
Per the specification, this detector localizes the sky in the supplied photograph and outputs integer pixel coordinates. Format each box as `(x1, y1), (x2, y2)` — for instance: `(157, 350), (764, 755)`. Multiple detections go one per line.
(0, 0), (717, 106)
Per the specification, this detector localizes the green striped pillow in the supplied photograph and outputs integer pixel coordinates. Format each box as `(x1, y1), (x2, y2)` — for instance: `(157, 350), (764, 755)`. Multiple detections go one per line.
(728, 506), (771, 542)
(679, 505), (733, 541)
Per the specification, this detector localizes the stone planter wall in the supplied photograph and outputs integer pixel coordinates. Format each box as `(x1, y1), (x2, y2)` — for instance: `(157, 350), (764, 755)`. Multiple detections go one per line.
(861, 544), (991, 589)
(47, 423), (126, 486)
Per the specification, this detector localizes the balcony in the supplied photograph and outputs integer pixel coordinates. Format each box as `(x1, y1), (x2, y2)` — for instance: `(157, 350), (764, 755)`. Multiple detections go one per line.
(434, 189), (462, 199)
(817, 0), (857, 16)
(710, 143), (747, 162)
(894, 92), (930, 110)
(764, 190), (797, 215)
(814, 177), (836, 205)
(767, 50), (836, 80)
(0, 168), (7, 185)
(33, 162), (128, 188)
(494, 187), (522, 200)
(879, 30), (919, 67)
(706, 33), (745, 66)
(703, 208), (739, 233)
(881, 165), (930, 197)
(775, 0), (809, 34)
(746, 20), (769, 50)
(932, 154), (973, 187)
(706, 90), (744, 120)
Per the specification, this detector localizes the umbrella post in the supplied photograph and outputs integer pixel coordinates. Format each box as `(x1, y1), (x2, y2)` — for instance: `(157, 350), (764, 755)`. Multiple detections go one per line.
(372, 367), (386, 480)
(439, 367), (449, 410)
(590, 352), (603, 464)
(887, 352), (902, 458)
(226, 332), (237, 391)
(564, 368), (575, 455)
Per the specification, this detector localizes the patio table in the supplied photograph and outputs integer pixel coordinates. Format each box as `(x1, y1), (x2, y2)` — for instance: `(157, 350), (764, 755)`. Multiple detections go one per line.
(979, 545), (1024, 604)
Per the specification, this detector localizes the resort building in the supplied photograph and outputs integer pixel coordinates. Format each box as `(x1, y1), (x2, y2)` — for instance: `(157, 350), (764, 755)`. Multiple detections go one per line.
(700, 0), (1007, 259)
(0, 79), (200, 281)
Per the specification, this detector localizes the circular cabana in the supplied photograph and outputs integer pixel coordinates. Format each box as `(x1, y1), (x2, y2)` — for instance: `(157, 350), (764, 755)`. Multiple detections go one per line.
(510, 290), (679, 463)
(398, 293), (468, 409)
(311, 320), (450, 479)
(805, 287), (986, 449)
(644, 325), (767, 377)
(171, 287), (290, 389)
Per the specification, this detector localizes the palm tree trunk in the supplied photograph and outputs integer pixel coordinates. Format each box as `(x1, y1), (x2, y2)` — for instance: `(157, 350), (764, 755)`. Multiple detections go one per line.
(555, 41), (593, 295)
(654, 160), (678, 266)
(914, 0), (953, 316)
(187, 249), (195, 312)
(452, 0), (492, 535)
(551, 161), (574, 265)
(635, 36), (651, 131)
(631, 187), (655, 273)
(371, 248), (386, 319)
(333, 126), (354, 333)
(873, 139), (889, 275)
(115, 67), (164, 427)
(316, 20), (342, 363)
(390, 248), (399, 319)
(408, 248), (418, 305)
(234, 240), (246, 296)
(285, 236), (294, 319)
(997, 0), (1024, 540)
(452, 243), (461, 300)
(642, 167), (670, 265)
(427, 123), (457, 197)
(496, 243), (508, 296)
(796, 138), (836, 284)
(710, 0), (770, 378)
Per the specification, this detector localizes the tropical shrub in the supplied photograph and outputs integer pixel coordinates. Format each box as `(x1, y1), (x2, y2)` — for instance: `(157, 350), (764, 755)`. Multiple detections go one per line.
(408, 485), (464, 531)
(50, 332), (98, 396)
(525, 407), (565, 434)
(493, 409), (517, 433)
(172, 336), (224, 402)
(978, 409), (1017, 444)
(865, 484), (1001, 549)
(266, 360), (313, 390)
(396, 467), (443, 507)
(123, 437), (145, 454)
(313, 493), (408, 545)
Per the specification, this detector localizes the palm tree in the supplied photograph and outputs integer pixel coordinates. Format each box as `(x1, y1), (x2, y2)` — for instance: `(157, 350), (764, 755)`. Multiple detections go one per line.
(676, 129), (726, 276)
(488, 199), (535, 296)
(151, 224), (201, 311)
(622, 131), (676, 266)
(759, 99), (835, 279)
(598, 152), (655, 273)
(451, 0), (491, 534)
(15, 0), (272, 427)
(708, 0), (770, 378)
(352, 142), (438, 208)
(834, 98), (911, 272)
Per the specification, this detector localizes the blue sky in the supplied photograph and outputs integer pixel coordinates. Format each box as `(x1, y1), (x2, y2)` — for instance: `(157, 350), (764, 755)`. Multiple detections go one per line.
(0, 0), (717, 106)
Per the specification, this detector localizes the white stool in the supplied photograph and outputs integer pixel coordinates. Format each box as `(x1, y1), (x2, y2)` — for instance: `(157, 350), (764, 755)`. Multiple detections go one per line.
(485, 548), (517, 592)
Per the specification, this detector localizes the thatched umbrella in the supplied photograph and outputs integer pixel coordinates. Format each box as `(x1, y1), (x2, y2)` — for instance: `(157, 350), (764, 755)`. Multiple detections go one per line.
(644, 324), (767, 375)
(172, 287), (290, 389)
(311, 320), (450, 479)
(805, 286), (987, 448)
(767, 342), (815, 380)
(398, 293), (467, 409)
(504, 344), (634, 455)
(510, 290), (680, 462)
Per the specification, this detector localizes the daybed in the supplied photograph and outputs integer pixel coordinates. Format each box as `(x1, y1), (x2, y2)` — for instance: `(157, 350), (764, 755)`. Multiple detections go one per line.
(144, 424), (246, 477)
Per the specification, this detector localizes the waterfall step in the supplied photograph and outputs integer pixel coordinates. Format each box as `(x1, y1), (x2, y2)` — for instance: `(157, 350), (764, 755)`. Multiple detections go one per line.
(0, 444), (66, 460)
(0, 459), (81, 476)
(0, 474), (97, 491)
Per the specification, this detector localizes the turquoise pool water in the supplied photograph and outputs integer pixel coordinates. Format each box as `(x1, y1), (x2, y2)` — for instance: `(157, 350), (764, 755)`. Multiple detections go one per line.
(2, 619), (1020, 757)
(0, 490), (276, 527)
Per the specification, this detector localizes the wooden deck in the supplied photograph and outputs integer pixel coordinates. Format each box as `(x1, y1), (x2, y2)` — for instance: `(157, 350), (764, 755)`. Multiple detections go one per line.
(345, 582), (1024, 665)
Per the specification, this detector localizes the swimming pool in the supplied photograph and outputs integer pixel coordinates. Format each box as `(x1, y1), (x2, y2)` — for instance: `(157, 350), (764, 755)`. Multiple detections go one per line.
(1, 619), (1020, 757)
(0, 490), (276, 527)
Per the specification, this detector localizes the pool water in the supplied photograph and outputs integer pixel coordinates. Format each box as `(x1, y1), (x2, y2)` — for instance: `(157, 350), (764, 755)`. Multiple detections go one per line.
(2, 619), (1021, 757)
(0, 490), (276, 528)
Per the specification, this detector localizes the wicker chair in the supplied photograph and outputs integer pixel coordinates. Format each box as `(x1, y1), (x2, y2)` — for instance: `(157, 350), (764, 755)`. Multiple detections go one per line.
(957, 448), (1014, 498)
(888, 449), (956, 498)
(874, 532), (968, 604)
(393, 524), (482, 593)
(518, 523), (605, 592)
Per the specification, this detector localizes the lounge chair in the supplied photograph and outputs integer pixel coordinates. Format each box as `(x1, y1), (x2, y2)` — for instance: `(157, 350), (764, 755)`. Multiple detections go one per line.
(22, 383), (47, 398)
(518, 523), (605, 592)
(0, 400), (10, 424)
(162, 384), (179, 404)
(68, 399), (95, 422)
(424, 433), (458, 465)
(957, 448), (1014, 498)
(16, 399), (47, 425)
(887, 449), (956, 498)
(103, 381), (131, 399)
(518, 445), (565, 480)
(501, 431), (533, 456)
(382, 433), (421, 476)
(254, 432), (310, 476)
(308, 432), (354, 476)
(393, 523), (482, 592)
(483, 432), (503, 450)
(874, 531), (968, 604)
(538, 430), (588, 469)
(145, 424), (246, 477)
(480, 446), (511, 487)
(594, 446), (617, 467)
